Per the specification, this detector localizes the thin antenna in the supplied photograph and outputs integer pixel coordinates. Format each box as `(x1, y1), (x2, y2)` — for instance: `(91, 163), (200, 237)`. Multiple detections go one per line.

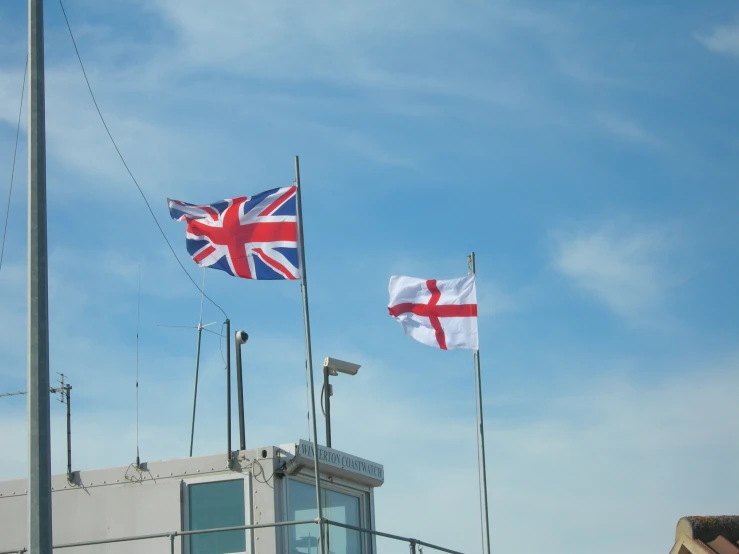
(189, 267), (207, 457)
(53, 373), (73, 482)
(157, 267), (217, 457)
(136, 265), (141, 467)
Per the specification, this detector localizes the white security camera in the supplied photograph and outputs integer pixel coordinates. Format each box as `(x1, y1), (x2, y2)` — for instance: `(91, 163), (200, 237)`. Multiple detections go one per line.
(323, 357), (361, 376)
(235, 330), (249, 345)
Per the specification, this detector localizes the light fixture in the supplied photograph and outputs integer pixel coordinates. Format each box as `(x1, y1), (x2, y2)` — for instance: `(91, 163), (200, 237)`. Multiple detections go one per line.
(322, 357), (361, 448)
(234, 330), (249, 451)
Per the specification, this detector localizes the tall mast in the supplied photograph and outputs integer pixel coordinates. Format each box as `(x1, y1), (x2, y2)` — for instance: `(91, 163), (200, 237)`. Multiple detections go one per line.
(469, 252), (491, 554)
(28, 0), (53, 552)
(294, 156), (326, 554)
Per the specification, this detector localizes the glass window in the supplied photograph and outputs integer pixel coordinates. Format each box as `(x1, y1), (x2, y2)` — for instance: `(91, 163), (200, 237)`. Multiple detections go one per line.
(287, 479), (363, 554)
(325, 488), (361, 554)
(188, 479), (246, 554)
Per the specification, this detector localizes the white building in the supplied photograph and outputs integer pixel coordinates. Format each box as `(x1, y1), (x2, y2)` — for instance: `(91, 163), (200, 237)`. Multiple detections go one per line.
(0, 440), (384, 554)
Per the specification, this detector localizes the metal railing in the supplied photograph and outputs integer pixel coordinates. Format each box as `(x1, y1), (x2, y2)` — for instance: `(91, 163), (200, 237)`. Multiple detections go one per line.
(326, 519), (464, 554)
(0, 517), (465, 554)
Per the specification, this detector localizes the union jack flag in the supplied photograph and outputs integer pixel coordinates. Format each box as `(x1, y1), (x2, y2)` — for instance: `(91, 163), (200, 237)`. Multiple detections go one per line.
(168, 186), (301, 280)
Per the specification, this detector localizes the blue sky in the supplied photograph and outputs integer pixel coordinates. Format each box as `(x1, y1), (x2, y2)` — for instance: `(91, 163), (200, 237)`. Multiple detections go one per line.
(1, 1), (738, 553)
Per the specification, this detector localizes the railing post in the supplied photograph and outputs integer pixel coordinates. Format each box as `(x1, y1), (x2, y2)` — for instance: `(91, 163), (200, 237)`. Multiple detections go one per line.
(409, 539), (418, 554)
(169, 533), (175, 554)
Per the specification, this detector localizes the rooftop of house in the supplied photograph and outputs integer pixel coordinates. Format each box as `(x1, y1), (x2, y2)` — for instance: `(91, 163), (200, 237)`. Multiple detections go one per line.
(671, 516), (739, 554)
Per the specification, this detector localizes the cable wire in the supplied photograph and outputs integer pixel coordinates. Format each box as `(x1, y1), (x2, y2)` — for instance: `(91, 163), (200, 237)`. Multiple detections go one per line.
(0, 55), (28, 273)
(219, 321), (227, 366)
(57, 0), (226, 318)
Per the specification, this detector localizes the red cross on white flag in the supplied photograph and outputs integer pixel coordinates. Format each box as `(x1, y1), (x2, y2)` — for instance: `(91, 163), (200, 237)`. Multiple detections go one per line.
(388, 275), (479, 350)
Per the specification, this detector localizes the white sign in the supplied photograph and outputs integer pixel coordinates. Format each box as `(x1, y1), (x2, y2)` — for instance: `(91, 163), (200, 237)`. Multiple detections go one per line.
(291, 440), (384, 486)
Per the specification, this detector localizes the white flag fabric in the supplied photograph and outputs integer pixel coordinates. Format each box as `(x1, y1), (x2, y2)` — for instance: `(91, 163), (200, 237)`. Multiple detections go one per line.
(388, 274), (478, 350)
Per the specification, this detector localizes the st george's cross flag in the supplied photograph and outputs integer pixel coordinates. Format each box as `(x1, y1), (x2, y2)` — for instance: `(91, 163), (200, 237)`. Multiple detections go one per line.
(168, 186), (300, 280)
(388, 275), (478, 350)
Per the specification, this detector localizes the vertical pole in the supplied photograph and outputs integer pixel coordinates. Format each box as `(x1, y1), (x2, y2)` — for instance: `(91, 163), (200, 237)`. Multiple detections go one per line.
(28, 0), (53, 552)
(135, 267), (141, 467)
(294, 156), (326, 554)
(469, 252), (491, 554)
(66, 386), (72, 481)
(324, 369), (331, 448)
(235, 334), (246, 451)
(189, 268), (207, 457)
(189, 323), (202, 457)
(225, 319), (232, 466)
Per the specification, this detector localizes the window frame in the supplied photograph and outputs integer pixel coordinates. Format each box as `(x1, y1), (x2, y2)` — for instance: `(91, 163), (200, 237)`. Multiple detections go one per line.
(181, 473), (253, 554)
(282, 473), (372, 554)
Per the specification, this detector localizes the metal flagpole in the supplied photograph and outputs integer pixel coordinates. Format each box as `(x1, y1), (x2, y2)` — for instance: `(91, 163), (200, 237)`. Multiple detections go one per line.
(469, 252), (491, 554)
(189, 268), (207, 457)
(225, 318), (232, 466)
(294, 156), (326, 554)
(28, 0), (53, 552)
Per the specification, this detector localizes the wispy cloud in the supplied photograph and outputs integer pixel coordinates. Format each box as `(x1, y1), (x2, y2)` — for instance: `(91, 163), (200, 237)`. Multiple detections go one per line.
(552, 222), (669, 323)
(0, 66), (26, 128)
(697, 20), (739, 58)
(477, 278), (517, 317)
(593, 112), (662, 148)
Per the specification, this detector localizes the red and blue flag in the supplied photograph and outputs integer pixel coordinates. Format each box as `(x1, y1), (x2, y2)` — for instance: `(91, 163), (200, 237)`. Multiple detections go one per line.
(168, 186), (300, 280)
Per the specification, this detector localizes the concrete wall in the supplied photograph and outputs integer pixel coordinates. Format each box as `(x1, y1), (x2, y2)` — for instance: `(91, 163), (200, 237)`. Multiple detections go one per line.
(0, 451), (259, 554)
(0, 471), (182, 553)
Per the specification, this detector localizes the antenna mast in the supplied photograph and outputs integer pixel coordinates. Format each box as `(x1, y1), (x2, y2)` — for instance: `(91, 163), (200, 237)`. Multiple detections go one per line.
(157, 267), (216, 457)
(190, 268), (207, 457)
(50, 373), (73, 482)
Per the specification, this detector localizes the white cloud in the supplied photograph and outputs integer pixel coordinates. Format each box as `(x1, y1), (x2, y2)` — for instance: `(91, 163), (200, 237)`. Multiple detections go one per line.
(697, 20), (739, 58)
(594, 112), (662, 148)
(300, 122), (418, 169)
(0, 0), (672, 203)
(0, 67), (26, 129)
(552, 223), (668, 322)
(139, 0), (593, 119)
(476, 278), (517, 317)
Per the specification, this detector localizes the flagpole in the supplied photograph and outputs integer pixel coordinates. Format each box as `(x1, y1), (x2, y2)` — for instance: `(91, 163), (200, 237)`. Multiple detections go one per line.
(469, 252), (491, 554)
(294, 155), (326, 554)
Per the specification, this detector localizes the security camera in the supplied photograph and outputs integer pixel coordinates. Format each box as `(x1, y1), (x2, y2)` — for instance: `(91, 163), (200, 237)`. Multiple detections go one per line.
(235, 330), (249, 345)
(323, 357), (361, 376)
